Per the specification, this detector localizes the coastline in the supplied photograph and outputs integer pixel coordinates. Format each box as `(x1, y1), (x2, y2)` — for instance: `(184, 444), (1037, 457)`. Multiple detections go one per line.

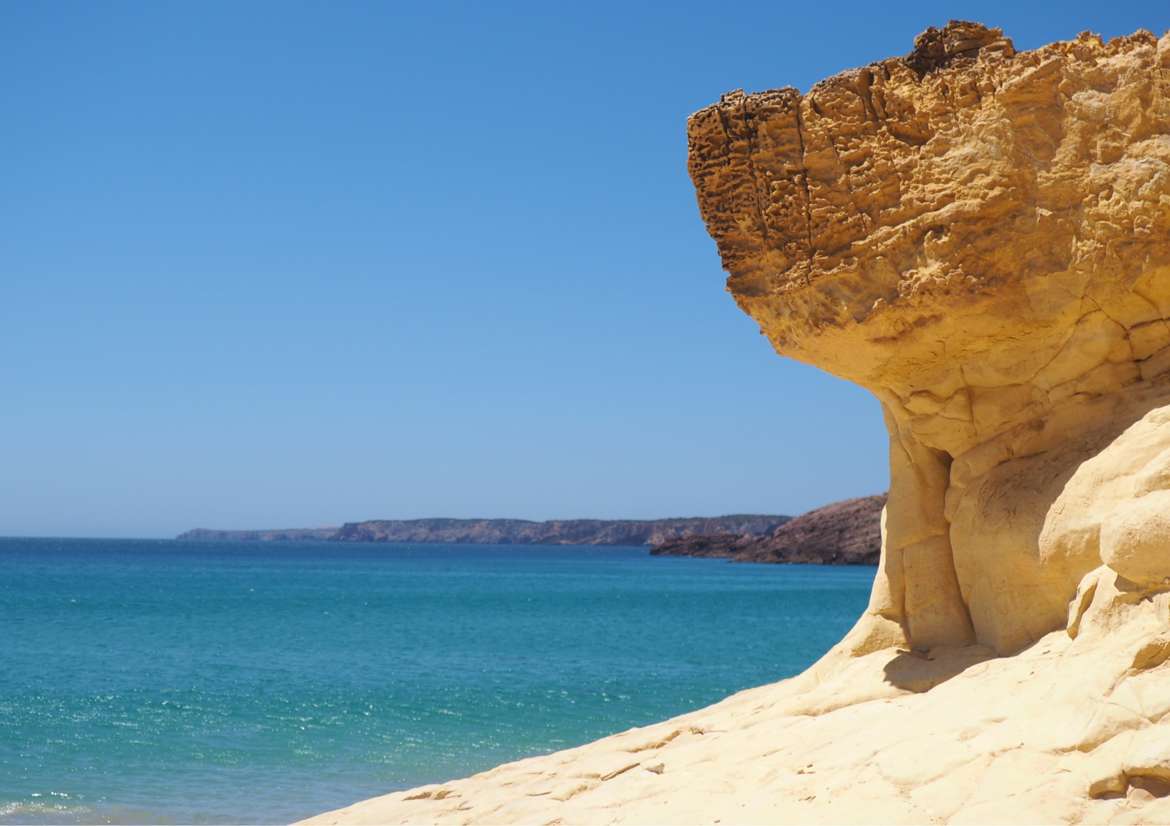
(176, 515), (789, 547)
(296, 626), (1148, 826)
(175, 496), (887, 566)
(297, 591), (1170, 825)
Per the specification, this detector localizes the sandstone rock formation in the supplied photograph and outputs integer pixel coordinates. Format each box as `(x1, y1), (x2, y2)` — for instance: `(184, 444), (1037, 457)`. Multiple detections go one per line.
(300, 23), (1170, 825)
(688, 19), (1170, 659)
(650, 493), (886, 564)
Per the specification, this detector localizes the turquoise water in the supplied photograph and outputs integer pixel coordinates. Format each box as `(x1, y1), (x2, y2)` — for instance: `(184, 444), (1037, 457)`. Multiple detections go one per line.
(0, 538), (874, 824)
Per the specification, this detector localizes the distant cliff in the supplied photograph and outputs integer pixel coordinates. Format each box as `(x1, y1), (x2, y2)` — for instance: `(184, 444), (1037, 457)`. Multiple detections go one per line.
(177, 515), (788, 546)
(177, 527), (338, 542)
(650, 495), (886, 565)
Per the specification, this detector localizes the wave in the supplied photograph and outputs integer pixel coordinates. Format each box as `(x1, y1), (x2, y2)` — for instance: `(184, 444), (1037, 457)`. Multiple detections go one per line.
(0, 801), (96, 824)
(0, 800), (172, 825)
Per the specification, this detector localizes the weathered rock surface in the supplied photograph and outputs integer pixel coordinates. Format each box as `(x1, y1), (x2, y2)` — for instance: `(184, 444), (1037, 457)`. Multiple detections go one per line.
(300, 22), (1170, 826)
(688, 20), (1170, 656)
(650, 493), (886, 564)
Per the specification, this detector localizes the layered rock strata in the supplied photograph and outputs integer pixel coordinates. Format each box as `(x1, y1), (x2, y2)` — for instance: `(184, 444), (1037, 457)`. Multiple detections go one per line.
(301, 23), (1170, 825)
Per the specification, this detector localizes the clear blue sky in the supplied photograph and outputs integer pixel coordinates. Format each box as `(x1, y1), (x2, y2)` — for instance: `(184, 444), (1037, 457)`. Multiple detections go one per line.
(2, 1), (1164, 538)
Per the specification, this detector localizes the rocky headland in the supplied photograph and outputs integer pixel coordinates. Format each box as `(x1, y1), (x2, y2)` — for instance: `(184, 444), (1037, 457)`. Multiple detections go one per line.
(302, 22), (1170, 825)
(650, 493), (886, 564)
(177, 515), (788, 546)
(330, 515), (787, 545)
(177, 527), (338, 542)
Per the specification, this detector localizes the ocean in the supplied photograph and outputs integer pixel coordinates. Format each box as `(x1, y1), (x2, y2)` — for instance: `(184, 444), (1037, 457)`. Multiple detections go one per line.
(0, 538), (874, 824)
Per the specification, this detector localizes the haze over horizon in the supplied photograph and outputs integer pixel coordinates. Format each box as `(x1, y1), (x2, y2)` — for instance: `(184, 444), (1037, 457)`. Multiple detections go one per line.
(4, 0), (1163, 538)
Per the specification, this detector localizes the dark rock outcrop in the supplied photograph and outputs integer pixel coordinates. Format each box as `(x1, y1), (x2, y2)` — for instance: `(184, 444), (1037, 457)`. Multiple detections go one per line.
(650, 494), (886, 564)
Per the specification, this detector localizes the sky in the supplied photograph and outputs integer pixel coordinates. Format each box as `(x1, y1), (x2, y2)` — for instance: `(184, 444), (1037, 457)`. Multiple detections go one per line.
(2, 1), (1166, 538)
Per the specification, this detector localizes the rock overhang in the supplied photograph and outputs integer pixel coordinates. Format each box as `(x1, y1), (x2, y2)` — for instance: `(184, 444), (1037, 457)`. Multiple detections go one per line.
(688, 22), (1170, 451)
(688, 21), (1170, 655)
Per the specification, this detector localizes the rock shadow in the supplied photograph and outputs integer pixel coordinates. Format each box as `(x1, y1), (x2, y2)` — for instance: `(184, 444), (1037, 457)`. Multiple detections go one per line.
(881, 645), (995, 693)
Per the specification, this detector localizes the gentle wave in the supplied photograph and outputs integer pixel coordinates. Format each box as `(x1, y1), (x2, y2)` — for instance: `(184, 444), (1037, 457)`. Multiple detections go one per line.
(0, 801), (95, 823)
(0, 800), (177, 825)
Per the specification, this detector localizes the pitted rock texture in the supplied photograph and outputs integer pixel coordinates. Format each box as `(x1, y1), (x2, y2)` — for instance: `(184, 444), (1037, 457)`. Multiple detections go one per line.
(690, 21), (1170, 655)
(301, 24), (1170, 826)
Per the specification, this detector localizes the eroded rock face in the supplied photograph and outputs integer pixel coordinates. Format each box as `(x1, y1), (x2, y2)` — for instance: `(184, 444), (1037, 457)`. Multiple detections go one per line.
(688, 21), (1170, 654)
